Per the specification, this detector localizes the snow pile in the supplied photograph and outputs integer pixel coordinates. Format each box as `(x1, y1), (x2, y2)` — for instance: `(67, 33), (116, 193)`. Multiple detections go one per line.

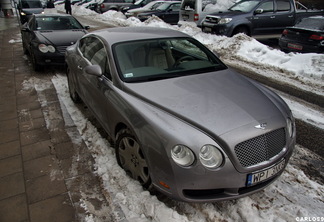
(55, 4), (324, 95)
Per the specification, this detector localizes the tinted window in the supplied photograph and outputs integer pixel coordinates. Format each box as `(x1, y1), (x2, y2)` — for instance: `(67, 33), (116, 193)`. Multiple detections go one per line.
(259, 1), (274, 12)
(229, 0), (260, 13)
(180, 0), (195, 10)
(34, 16), (84, 30)
(276, 0), (290, 11)
(21, 0), (42, 8)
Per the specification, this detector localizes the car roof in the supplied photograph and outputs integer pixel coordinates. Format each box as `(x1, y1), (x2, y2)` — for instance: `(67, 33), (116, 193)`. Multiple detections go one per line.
(88, 27), (190, 45)
(34, 13), (73, 18)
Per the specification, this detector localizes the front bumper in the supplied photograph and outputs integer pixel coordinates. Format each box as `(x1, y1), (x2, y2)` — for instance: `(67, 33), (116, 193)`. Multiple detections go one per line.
(202, 22), (232, 37)
(33, 50), (66, 66)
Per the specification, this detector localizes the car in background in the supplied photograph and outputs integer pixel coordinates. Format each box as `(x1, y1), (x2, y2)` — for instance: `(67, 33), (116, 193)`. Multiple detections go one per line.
(97, 0), (133, 13)
(17, 0), (44, 24)
(279, 16), (324, 53)
(122, 0), (154, 13)
(65, 26), (295, 202)
(125, 0), (165, 18)
(21, 14), (89, 71)
(137, 1), (180, 24)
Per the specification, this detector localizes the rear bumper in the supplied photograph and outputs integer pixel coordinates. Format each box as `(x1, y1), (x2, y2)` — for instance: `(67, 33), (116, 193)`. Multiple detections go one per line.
(279, 38), (324, 53)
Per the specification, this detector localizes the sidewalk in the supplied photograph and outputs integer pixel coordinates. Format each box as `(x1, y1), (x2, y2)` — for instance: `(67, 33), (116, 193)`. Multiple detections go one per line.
(0, 17), (110, 222)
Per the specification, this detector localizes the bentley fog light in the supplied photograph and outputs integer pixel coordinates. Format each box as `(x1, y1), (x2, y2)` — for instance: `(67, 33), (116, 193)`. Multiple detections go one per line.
(171, 145), (195, 167)
(199, 145), (223, 168)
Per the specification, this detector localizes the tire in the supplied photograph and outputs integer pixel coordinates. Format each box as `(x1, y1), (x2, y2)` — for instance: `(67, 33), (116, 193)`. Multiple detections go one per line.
(115, 130), (152, 188)
(31, 50), (42, 72)
(232, 26), (249, 36)
(67, 68), (81, 103)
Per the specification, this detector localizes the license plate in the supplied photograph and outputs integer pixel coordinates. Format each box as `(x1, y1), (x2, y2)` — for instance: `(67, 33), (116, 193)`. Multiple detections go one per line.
(247, 159), (285, 186)
(203, 27), (212, 33)
(182, 15), (189, 20)
(288, 43), (303, 50)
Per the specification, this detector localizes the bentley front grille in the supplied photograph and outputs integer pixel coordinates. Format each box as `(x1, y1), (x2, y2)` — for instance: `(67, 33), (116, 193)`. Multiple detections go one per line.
(234, 128), (286, 167)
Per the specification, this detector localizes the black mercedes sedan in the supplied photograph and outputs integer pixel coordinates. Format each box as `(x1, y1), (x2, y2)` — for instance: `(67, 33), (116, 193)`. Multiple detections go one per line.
(137, 1), (181, 25)
(21, 14), (89, 71)
(279, 16), (324, 54)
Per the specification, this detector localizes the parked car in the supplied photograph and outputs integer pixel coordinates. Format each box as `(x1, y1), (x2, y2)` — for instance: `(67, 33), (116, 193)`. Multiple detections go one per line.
(279, 16), (324, 53)
(122, 0), (154, 13)
(125, 0), (167, 18)
(21, 14), (89, 71)
(201, 0), (324, 37)
(178, 0), (237, 27)
(17, 0), (44, 24)
(97, 0), (133, 13)
(137, 1), (181, 24)
(65, 26), (296, 202)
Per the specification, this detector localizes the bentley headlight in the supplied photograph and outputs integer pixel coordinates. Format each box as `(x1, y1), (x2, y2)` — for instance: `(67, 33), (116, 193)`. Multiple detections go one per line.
(287, 118), (294, 138)
(171, 145), (195, 167)
(219, 18), (232, 24)
(199, 145), (223, 168)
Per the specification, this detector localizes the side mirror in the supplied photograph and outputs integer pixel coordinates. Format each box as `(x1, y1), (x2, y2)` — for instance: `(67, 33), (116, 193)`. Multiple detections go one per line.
(84, 64), (102, 77)
(84, 25), (90, 30)
(254, 8), (263, 14)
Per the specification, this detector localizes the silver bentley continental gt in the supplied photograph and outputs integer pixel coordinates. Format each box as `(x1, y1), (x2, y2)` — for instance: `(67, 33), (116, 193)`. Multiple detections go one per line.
(65, 27), (296, 202)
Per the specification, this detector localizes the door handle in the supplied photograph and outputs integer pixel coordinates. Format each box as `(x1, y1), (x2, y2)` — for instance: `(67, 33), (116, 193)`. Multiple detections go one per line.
(270, 16), (275, 19)
(77, 65), (83, 70)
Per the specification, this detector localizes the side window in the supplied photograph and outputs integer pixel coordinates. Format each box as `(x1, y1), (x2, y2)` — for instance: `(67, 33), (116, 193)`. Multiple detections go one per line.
(170, 4), (180, 11)
(79, 37), (111, 79)
(276, 0), (290, 12)
(259, 1), (274, 13)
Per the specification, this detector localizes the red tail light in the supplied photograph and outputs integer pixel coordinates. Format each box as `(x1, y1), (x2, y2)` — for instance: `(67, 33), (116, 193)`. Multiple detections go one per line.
(101, 3), (105, 8)
(194, 14), (199, 21)
(309, 34), (324, 41)
(282, 29), (288, 35)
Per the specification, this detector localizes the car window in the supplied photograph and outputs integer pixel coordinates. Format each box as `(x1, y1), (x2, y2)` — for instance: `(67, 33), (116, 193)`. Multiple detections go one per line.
(21, 0), (42, 8)
(229, 0), (260, 13)
(113, 37), (227, 82)
(79, 36), (111, 79)
(169, 3), (180, 11)
(35, 16), (84, 30)
(276, 0), (290, 12)
(259, 1), (274, 13)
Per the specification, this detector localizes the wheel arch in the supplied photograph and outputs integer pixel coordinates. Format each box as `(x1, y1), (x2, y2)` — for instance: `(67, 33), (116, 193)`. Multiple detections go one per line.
(231, 24), (251, 36)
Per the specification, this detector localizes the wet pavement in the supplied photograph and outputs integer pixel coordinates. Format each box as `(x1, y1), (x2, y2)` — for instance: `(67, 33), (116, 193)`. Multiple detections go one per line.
(0, 16), (110, 221)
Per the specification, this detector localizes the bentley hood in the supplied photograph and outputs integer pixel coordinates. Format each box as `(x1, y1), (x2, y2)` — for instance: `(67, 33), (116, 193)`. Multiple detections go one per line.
(125, 69), (287, 136)
(36, 30), (87, 46)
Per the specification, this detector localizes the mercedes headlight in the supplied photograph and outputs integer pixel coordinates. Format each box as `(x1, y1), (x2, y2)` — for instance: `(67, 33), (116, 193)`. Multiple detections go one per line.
(38, 44), (55, 53)
(199, 145), (223, 169)
(171, 145), (195, 167)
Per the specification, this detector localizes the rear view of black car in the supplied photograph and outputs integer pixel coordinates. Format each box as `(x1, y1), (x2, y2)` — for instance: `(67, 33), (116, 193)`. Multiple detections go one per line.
(279, 16), (324, 53)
